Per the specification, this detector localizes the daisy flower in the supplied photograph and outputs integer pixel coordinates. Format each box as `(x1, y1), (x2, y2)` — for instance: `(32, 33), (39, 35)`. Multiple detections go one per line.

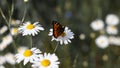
(0, 25), (8, 35)
(15, 47), (42, 65)
(10, 19), (21, 26)
(17, 46), (28, 53)
(0, 56), (6, 65)
(106, 14), (119, 26)
(5, 53), (16, 65)
(2, 34), (13, 45)
(95, 35), (109, 49)
(32, 53), (60, 68)
(106, 25), (118, 35)
(0, 42), (7, 51)
(10, 27), (18, 36)
(24, 0), (28, 2)
(90, 19), (104, 31)
(48, 27), (74, 45)
(18, 21), (44, 36)
(109, 36), (120, 46)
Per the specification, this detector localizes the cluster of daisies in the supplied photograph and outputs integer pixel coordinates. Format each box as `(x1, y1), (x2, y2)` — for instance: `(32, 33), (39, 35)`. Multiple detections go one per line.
(18, 21), (74, 45)
(0, 19), (21, 51)
(0, 19), (74, 68)
(90, 14), (120, 49)
(0, 19), (21, 68)
(0, 52), (16, 68)
(15, 47), (60, 68)
(15, 20), (74, 68)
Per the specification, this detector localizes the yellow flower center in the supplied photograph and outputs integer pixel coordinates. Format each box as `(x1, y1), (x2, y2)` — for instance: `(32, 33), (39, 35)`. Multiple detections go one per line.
(13, 28), (18, 33)
(111, 26), (116, 30)
(26, 24), (35, 30)
(4, 37), (8, 40)
(60, 32), (66, 37)
(96, 22), (100, 25)
(41, 59), (51, 67)
(100, 40), (105, 44)
(23, 50), (33, 57)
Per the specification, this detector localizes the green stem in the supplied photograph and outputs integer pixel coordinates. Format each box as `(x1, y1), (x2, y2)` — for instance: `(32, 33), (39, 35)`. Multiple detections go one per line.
(9, 2), (17, 53)
(29, 35), (33, 48)
(0, 7), (9, 24)
(21, 2), (27, 23)
(8, 1), (14, 27)
(19, 62), (22, 68)
(0, 1), (17, 53)
(53, 42), (59, 52)
(73, 53), (79, 68)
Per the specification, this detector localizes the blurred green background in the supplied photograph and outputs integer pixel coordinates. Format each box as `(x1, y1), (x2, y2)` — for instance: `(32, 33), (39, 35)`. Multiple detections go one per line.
(0, 0), (120, 68)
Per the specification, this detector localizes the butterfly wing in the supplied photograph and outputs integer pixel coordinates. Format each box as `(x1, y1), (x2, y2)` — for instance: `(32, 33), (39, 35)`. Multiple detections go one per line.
(52, 21), (64, 38)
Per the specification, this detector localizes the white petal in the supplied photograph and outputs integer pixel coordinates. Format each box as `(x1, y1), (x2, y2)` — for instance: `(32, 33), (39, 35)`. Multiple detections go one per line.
(16, 57), (24, 63)
(34, 49), (41, 53)
(37, 27), (44, 30)
(23, 58), (29, 65)
(60, 40), (63, 45)
(31, 48), (37, 51)
(64, 40), (68, 44)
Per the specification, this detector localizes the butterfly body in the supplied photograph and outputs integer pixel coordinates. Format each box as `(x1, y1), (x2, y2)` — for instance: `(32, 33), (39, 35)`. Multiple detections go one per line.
(52, 21), (65, 38)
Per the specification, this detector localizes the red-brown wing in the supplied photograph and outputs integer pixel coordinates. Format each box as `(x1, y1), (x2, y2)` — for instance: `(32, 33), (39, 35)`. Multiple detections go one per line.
(52, 21), (64, 38)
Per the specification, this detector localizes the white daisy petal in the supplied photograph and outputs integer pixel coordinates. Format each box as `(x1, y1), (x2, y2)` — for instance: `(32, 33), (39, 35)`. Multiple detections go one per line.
(64, 40), (68, 44)
(34, 49), (41, 53)
(24, 58), (29, 65)
(38, 27), (44, 30)
(16, 57), (24, 63)
(31, 47), (36, 51)
(60, 40), (63, 45)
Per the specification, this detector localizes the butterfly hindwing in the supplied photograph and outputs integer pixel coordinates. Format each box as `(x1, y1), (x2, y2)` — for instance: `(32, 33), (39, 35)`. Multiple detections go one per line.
(52, 21), (65, 38)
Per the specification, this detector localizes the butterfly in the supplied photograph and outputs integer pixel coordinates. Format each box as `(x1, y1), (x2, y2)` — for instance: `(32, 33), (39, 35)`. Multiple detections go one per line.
(52, 21), (65, 38)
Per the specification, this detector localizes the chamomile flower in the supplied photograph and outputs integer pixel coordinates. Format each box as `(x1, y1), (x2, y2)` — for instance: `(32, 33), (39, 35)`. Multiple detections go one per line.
(18, 21), (44, 36)
(0, 56), (6, 65)
(0, 42), (7, 51)
(11, 19), (21, 26)
(32, 53), (60, 68)
(5, 53), (16, 65)
(109, 36), (120, 46)
(17, 46), (28, 53)
(2, 34), (13, 45)
(0, 26), (8, 35)
(48, 27), (74, 45)
(95, 35), (109, 49)
(90, 19), (104, 31)
(15, 47), (41, 65)
(24, 0), (29, 2)
(106, 25), (118, 35)
(10, 27), (18, 36)
(106, 14), (119, 26)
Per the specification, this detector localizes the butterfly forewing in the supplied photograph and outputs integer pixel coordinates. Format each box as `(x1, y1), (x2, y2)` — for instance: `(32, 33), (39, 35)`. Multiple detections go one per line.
(52, 21), (65, 38)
